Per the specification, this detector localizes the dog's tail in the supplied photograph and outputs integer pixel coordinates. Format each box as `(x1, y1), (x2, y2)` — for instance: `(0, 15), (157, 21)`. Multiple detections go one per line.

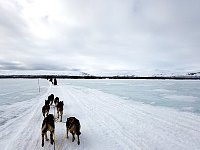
(41, 122), (47, 133)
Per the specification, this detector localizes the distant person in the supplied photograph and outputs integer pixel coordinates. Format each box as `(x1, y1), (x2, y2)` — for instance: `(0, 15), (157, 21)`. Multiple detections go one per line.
(49, 77), (53, 84)
(54, 78), (57, 85)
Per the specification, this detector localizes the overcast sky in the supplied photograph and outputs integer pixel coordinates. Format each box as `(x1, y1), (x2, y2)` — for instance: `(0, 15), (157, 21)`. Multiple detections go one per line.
(0, 0), (200, 74)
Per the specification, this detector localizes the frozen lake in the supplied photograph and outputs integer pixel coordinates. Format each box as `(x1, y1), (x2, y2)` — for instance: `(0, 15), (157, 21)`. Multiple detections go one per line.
(0, 79), (49, 126)
(1, 78), (200, 115)
(0, 79), (48, 105)
(0, 79), (200, 150)
(0, 79), (200, 114)
(60, 79), (200, 114)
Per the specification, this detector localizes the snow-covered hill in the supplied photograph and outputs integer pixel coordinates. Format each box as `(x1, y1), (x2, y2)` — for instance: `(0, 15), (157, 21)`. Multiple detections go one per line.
(0, 69), (200, 78)
(88, 70), (200, 78)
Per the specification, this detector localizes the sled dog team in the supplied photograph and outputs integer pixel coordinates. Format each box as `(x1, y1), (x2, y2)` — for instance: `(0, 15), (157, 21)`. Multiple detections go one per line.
(41, 93), (81, 147)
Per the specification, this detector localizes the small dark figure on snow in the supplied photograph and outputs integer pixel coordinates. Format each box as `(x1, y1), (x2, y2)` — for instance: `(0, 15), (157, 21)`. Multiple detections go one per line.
(53, 78), (57, 85)
(49, 77), (53, 84)
(48, 94), (54, 105)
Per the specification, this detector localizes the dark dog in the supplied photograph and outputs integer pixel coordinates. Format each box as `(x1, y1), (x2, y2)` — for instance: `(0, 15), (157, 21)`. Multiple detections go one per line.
(54, 97), (59, 107)
(42, 100), (50, 118)
(48, 94), (54, 105)
(45, 99), (50, 106)
(57, 101), (64, 122)
(66, 117), (81, 145)
(41, 114), (55, 147)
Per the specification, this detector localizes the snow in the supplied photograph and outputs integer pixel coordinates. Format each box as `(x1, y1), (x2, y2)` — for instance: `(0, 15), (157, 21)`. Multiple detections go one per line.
(87, 69), (200, 77)
(0, 81), (200, 150)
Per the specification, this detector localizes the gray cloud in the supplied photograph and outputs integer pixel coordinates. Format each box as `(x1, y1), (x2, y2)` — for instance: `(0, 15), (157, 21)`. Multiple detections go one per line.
(0, 61), (26, 70)
(0, 0), (200, 74)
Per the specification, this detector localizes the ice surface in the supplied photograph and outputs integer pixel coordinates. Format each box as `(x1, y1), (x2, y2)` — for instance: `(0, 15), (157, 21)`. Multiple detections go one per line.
(0, 79), (48, 105)
(163, 95), (198, 102)
(0, 79), (48, 126)
(60, 79), (200, 113)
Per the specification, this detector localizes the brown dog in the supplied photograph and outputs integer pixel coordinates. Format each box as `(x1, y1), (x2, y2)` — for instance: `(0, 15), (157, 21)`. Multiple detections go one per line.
(41, 114), (55, 147)
(54, 97), (59, 107)
(57, 101), (64, 122)
(42, 100), (50, 118)
(66, 117), (81, 145)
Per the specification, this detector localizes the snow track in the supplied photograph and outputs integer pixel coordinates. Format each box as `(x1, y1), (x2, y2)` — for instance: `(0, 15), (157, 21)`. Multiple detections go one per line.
(1, 83), (200, 150)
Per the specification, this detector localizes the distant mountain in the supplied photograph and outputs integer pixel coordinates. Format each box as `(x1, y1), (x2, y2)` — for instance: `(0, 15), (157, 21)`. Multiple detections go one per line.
(187, 72), (200, 76)
(152, 71), (200, 78)
(87, 70), (200, 78)
(0, 69), (200, 78)
(88, 70), (136, 77)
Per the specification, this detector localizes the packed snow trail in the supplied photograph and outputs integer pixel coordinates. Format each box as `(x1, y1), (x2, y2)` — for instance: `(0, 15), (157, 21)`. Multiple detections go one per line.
(1, 83), (200, 150)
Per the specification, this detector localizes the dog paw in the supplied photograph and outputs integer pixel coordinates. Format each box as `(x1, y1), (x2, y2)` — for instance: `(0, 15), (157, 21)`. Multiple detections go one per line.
(51, 140), (54, 145)
(78, 141), (80, 145)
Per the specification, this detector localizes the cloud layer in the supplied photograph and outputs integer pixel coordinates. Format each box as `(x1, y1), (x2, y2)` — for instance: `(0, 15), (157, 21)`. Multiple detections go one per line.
(0, 0), (200, 73)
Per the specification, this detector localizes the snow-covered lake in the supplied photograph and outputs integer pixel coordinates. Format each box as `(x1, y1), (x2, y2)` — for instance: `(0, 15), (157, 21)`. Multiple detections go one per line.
(0, 79), (200, 150)
(0, 79), (48, 105)
(0, 79), (48, 126)
(1, 79), (200, 114)
(60, 79), (200, 114)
